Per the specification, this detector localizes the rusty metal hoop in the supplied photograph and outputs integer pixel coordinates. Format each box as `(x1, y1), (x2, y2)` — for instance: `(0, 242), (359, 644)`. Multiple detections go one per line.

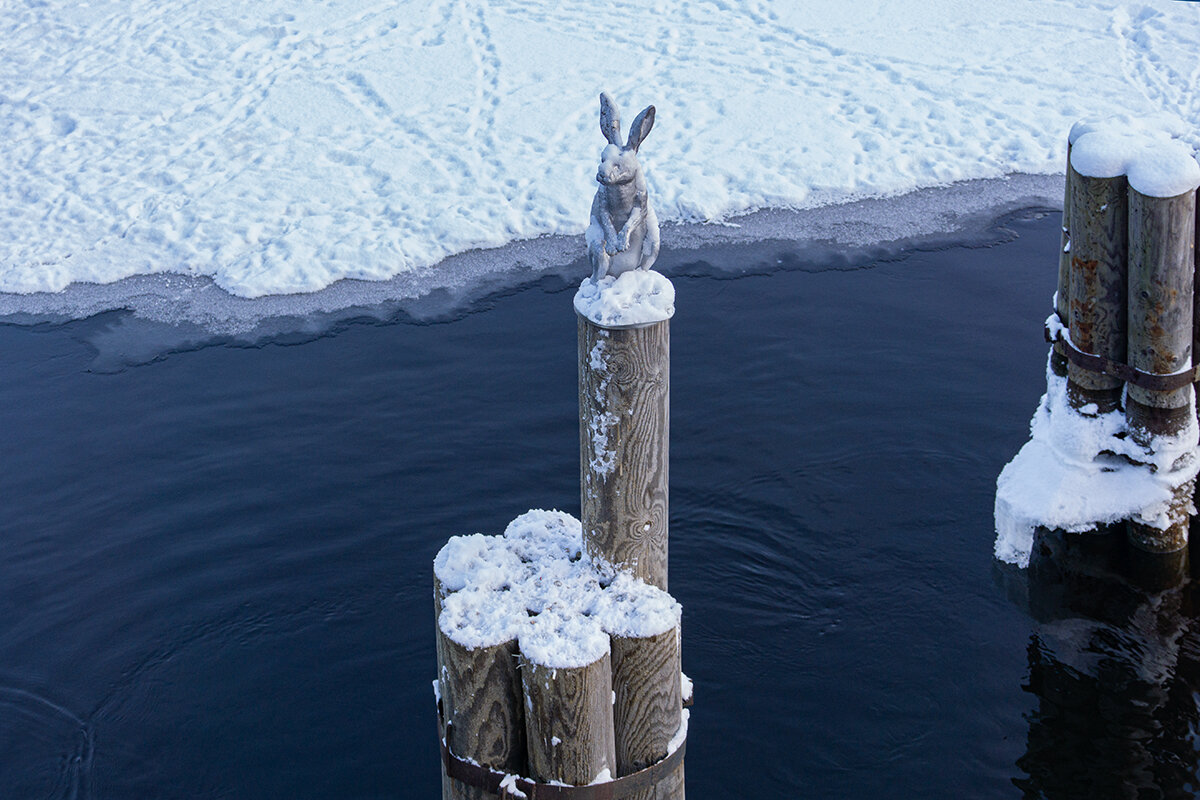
(1044, 315), (1198, 392)
(440, 724), (686, 800)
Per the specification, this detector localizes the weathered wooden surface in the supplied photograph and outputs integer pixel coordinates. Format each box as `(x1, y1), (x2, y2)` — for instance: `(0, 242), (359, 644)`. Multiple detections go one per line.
(521, 653), (617, 786)
(434, 572), (448, 678)
(439, 631), (526, 800)
(1053, 150), (1075, 377)
(434, 572), (453, 799)
(1126, 186), (1196, 555)
(578, 314), (670, 591)
(1067, 172), (1128, 412)
(611, 628), (684, 800)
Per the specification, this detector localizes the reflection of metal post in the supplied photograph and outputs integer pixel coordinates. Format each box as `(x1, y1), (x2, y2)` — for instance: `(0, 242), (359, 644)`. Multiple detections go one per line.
(1019, 557), (1198, 798)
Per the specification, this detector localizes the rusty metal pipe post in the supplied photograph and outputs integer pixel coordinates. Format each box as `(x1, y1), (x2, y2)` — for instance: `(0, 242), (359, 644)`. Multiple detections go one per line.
(1068, 173), (1129, 413)
(1194, 187), (1200, 428)
(1053, 147), (1076, 378)
(1126, 185), (1197, 556)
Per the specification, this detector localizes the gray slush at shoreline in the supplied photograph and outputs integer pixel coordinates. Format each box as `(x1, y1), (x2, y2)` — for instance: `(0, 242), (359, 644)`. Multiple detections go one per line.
(0, 173), (1063, 336)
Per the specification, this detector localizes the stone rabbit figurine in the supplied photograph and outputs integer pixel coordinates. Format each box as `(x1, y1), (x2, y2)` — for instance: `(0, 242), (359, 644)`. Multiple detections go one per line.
(586, 92), (660, 281)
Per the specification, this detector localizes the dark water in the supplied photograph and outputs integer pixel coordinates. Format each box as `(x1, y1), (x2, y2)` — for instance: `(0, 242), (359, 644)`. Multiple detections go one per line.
(3, 209), (1197, 798)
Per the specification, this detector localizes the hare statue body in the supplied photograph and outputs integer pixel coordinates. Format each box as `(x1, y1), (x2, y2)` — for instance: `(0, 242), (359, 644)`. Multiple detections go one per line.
(586, 93), (660, 282)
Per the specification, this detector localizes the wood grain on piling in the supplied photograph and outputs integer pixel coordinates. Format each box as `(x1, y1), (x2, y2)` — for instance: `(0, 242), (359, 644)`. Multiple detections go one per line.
(611, 627), (684, 800)
(578, 315), (670, 591)
(434, 572), (453, 799)
(521, 653), (617, 786)
(439, 631), (526, 800)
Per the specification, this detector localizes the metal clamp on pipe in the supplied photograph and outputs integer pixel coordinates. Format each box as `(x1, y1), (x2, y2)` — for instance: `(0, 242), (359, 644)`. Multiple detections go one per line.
(1044, 316), (1199, 393)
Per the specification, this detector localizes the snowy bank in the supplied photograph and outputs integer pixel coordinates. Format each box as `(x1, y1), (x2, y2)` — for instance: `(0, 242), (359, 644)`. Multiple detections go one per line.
(2, 0), (1198, 304)
(0, 175), (1062, 343)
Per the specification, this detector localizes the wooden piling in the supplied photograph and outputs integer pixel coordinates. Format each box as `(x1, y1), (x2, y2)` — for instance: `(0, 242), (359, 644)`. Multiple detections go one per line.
(611, 627), (684, 800)
(434, 571), (452, 799)
(437, 591), (527, 800)
(1126, 185), (1197, 555)
(1053, 148), (1075, 378)
(521, 652), (617, 786)
(434, 571), (448, 683)
(1068, 172), (1129, 413)
(578, 315), (670, 590)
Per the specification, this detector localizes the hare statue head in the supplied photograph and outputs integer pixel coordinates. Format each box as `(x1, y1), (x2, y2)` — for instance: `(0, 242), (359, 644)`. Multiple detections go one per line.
(597, 92), (655, 186)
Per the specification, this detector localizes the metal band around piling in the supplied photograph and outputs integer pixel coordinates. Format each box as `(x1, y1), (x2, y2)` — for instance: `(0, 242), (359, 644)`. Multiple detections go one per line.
(1044, 320), (1198, 392)
(441, 726), (687, 800)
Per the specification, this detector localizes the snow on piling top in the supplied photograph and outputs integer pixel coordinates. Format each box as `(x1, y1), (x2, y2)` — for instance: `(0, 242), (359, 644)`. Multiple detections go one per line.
(1067, 114), (1190, 146)
(435, 509), (682, 669)
(503, 509), (584, 564)
(433, 532), (524, 594)
(520, 607), (611, 670)
(594, 573), (681, 640)
(1068, 117), (1200, 198)
(438, 587), (527, 650)
(574, 271), (675, 328)
(1127, 143), (1200, 199)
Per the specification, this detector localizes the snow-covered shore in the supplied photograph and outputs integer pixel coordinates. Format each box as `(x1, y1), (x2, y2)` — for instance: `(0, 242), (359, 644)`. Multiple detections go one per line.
(2, 0), (1197, 307)
(0, 173), (1061, 334)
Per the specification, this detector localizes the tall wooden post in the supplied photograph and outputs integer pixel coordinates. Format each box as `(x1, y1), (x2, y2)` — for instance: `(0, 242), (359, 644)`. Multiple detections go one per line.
(578, 316), (670, 590)
(1126, 185), (1197, 558)
(1067, 172), (1129, 413)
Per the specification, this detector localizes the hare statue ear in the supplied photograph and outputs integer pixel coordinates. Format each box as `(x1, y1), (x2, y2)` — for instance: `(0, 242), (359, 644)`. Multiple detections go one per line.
(626, 105), (655, 151)
(599, 92), (622, 146)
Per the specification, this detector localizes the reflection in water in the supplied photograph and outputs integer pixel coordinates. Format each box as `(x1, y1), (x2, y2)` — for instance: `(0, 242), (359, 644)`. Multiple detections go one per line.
(1014, 528), (1200, 799)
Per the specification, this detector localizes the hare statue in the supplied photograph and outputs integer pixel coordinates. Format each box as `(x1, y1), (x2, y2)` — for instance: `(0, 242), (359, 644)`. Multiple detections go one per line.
(586, 92), (660, 282)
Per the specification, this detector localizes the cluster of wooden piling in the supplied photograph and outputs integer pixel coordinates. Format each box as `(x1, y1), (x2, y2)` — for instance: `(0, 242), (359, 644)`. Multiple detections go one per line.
(1051, 132), (1200, 570)
(434, 311), (684, 799)
(434, 577), (685, 798)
